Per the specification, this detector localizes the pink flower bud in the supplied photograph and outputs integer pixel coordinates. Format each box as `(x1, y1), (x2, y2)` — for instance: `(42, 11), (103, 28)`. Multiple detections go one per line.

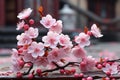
(70, 68), (76, 74)
(29, 19), (34, 25)
(97, 64), (103, 69)
(36, 69), (42, 76)
(87, 31), (92, 36)
(106, 71), (111, 76)
(65, 70), (71, 75)
(60, 69), (65, 74)
(82, 78), (86, 80)
(105, 77), (110, 80)
(87, 76), (93, 80)
(74, 73), (79, 78)
(79, 73), (84, 77)
(24, 24), (29, 30)
(19, 60), (24, 67)
(28, 73), (34, 79)
(16, 72), (22, 78)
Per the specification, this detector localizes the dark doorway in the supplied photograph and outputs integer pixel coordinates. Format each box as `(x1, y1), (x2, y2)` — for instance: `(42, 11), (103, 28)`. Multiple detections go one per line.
(5, 0), (17, 26)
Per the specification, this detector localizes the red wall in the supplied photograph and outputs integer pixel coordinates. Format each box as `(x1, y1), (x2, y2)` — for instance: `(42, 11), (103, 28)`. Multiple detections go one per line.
(0, 0), (5, 26)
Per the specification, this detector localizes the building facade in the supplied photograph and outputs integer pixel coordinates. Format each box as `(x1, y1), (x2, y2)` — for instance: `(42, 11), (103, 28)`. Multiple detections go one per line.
(0, 0), (120, 29)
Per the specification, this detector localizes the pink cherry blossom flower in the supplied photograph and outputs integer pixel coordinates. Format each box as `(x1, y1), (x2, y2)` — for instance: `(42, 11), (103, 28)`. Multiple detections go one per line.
(22, 51), (35, 63)
(80, 56), (95, 71)
(11, 60), (23, 72)
(62, 46), (72, 54)
(35, 57), (49, 67)
(11, 49), (23, 72)
(17, 8), (32, 19)
(25, 27), (39, 38)
(50, 20), (63, 34)
(11, 48), (19, 59)
(72, 46), (86, 59)
(102, 63), (118, 75)
(17, 33), (32, 46)
(59, 34), (73, 47)
(90, 24), (103, 38)
(28, 42), (44, 58)
(16, 20), (25, 30)
(40, 14), (56, 28)
(75, 32), (90, 47)
(47, 48), (66, 63)
(42, 31), (59, 48)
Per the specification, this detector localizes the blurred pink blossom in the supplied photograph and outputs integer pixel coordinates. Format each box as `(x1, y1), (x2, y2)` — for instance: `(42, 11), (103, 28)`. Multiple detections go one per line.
(17, 8), (32, 19)
(80, 56), (95, 71)
(22, 51), (35, 63)
(102, 63), (118, 75)
(90, 24), (103, 38)
(11, 49), (23, 72)
(72, 46), (86, 59)
(16, 20), (25, 30)
(35, 57), (49, 67)
(47, 48), (66, 63)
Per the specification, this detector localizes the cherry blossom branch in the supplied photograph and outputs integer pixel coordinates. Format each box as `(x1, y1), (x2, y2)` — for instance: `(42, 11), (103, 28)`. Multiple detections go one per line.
(42, 62), (79, 73)
(107, 58), (120, 62)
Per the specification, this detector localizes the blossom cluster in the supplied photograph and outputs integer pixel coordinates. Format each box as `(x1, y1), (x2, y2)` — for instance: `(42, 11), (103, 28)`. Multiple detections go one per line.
(11, 8), (120, 79)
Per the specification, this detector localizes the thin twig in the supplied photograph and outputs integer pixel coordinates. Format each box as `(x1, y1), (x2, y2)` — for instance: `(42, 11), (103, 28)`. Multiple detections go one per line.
(23, 62), (33, 75)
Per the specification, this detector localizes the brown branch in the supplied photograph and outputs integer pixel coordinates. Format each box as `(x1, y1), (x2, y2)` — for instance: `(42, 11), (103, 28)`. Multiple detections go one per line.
(42, 62), (79, 73)
(23, 62), (33, 75)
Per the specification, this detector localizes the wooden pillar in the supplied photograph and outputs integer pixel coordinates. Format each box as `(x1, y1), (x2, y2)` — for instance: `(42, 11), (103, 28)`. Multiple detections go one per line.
(0, 0), (5, 26)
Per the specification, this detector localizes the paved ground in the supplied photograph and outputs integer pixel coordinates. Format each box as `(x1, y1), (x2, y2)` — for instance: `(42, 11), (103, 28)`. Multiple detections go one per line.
(86, 42), (120, 58)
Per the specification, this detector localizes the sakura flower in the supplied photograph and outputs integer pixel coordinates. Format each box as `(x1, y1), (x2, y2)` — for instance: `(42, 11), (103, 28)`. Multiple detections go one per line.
(75, 32), (90, 48)
(72, 46), (86, 59)
(50, 20), (63, 34)
(59, 34), (73, 47)
(40, 14), (56, 28)
(16, 20), (25, 30)
(102, 63), (118, 75)
(22, 51), (35, 63)
(42, 31), (59, 48)
(11, 60), (23, 72)
(35, 57), (49, 67)
(17, 8), (32, 19)
(25, 27), (39, 38)
(90, 24), (103, 38)
(28, 42), (44, 58)
(80, 56), (95, 71)
(17, 33), (32, 46)
(11, 48), (19, 60)
(47, 48), (66, 63)
(11, 49), (23, 72)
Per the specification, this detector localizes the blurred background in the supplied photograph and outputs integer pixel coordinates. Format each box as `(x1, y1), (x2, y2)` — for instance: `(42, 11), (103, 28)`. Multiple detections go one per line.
(0, 0), (120, 56)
